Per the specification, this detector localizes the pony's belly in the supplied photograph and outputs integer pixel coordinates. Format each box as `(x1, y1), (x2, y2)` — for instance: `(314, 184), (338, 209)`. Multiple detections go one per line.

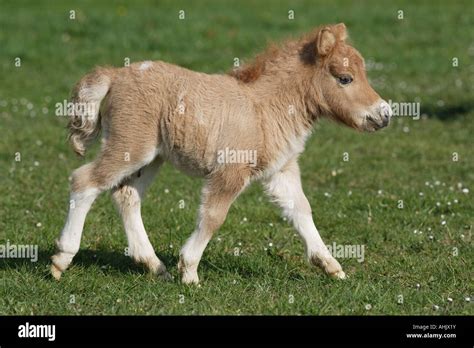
(163, 148), (212, 178)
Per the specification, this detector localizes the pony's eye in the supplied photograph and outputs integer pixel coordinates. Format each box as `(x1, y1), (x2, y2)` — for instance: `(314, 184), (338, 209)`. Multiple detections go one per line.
(337, 75), (353, 85)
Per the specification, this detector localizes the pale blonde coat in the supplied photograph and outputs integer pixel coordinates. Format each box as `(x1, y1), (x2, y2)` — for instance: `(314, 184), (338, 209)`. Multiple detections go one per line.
(52, 23), (392, 284)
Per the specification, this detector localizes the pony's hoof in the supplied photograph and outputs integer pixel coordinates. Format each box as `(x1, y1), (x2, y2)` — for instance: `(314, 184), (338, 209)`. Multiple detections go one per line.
(181, 272), (200, 285)
(158, 270), (173, 281)
(330, 270), (346, 280)
(50, 264), (63, 280)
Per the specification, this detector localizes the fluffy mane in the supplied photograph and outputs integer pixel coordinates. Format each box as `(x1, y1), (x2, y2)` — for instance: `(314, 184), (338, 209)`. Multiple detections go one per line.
(228, 29), (321, 83)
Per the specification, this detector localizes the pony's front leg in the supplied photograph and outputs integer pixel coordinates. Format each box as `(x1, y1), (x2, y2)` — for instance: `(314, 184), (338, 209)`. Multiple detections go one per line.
(264, 158), (345, 279)
(178, 174), (247, 284)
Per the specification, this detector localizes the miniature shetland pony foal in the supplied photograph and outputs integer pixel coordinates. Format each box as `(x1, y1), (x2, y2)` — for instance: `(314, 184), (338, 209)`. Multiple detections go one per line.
(51, 23), (392, 284)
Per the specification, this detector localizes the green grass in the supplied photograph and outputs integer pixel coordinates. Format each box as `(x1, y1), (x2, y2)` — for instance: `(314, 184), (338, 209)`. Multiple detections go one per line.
(0, 0), (473, 315)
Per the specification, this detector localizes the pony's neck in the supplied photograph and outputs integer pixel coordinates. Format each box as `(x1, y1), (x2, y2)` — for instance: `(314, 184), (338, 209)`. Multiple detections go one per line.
(240, 62), (319, 171)
(234, 38), (323, 131)
(248, 57), (318, 136)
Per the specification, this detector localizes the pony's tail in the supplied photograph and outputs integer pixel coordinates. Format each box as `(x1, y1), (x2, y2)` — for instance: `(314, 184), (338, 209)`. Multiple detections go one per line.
(68, 67), (114, 156)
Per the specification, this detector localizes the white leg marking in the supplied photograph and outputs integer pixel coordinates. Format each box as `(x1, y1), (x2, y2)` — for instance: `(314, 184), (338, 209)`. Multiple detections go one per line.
(179, 206), (210, 284)
(264, 159), (345, 279)
(179, 181), (245, 285)
(113, 160), (169, 278)
(51, 188), (100, 279)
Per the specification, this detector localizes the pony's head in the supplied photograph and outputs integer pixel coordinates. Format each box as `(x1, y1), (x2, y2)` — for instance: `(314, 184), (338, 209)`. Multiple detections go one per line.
(303, 23), (392, 131)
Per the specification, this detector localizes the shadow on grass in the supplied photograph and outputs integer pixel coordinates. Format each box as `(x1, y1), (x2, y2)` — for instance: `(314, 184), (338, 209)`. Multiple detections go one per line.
(73, 249), (179, 275)
(0, 248), (177, 278)
(0, 247), (311, 281)
(422, 101), (474, 121)
(0, 249), (51, 269)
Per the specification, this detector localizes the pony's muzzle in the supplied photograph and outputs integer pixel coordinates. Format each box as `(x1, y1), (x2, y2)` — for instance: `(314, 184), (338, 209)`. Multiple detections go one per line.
(379, 100), (392, 127)
(365, 100), (392, 130)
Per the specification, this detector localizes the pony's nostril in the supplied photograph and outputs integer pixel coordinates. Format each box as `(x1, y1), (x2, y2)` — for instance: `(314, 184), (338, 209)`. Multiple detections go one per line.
(380, 101), (392, 119)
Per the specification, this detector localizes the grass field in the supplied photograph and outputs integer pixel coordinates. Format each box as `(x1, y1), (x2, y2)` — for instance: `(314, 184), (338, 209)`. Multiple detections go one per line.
(0, 0), (473, 315)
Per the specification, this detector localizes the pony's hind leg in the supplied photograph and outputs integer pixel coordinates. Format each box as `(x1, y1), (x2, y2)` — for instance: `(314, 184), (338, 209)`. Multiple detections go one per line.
(51, 146), (159, 280)
(51, 162), (99, 279)
(111, 157), (170, 279)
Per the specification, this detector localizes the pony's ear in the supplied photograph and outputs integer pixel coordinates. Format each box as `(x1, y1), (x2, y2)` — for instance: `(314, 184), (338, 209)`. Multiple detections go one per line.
(316, 27), (336, 56)
(332, 23), (348, 41)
